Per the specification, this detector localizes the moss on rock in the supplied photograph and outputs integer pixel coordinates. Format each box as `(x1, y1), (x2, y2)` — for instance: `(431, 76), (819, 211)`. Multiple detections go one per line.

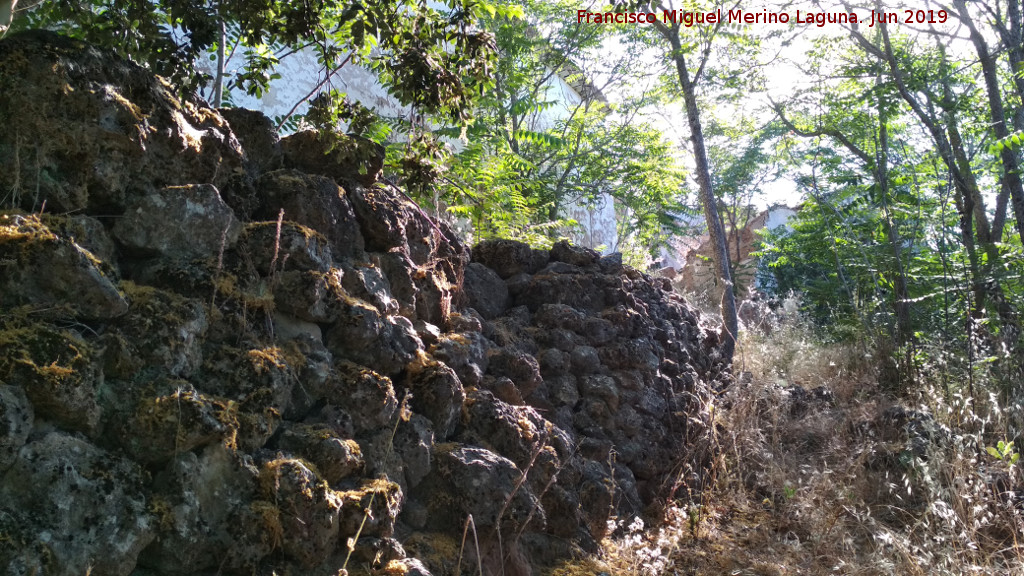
(0, 317), (101, 435)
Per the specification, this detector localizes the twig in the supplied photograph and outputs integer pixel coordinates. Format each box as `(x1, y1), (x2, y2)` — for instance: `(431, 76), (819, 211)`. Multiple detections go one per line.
(342, 392), (411, 571)
(491, 429), (549, 574)
(269, 208), (284, 275)
(210, 222), (230, 310)
(456, 514), (484, 576)
(275, 53), (353, 131)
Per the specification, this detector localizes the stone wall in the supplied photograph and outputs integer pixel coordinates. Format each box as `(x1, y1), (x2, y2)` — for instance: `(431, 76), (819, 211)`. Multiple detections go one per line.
(0, 31), (724, 576)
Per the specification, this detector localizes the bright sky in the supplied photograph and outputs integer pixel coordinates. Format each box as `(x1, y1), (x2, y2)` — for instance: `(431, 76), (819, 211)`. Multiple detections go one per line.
(578, 0), (965, 208)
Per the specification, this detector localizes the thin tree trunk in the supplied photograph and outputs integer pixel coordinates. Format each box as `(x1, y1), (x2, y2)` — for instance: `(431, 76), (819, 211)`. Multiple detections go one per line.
(954, 0), (1024, 242)
(991, 0), (1024, 131)
(0, 0), (16, 36)
(213, 17), (226, 108)
(662, 29), (738, 362)
(875, 78), (912, 345)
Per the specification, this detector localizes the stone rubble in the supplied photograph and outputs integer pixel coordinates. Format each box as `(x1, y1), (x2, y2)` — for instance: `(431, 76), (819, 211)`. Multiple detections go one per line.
(0, 30), (726, 576)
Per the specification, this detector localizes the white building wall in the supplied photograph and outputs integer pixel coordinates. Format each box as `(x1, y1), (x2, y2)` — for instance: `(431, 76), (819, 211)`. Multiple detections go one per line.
(523, 72), (618, 253)
(216, 51), (409, 124)
(763, 206), (797, 232)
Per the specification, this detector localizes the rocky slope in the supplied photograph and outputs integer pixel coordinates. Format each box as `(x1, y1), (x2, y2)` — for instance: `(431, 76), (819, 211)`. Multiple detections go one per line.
(0, 31), (726, 576)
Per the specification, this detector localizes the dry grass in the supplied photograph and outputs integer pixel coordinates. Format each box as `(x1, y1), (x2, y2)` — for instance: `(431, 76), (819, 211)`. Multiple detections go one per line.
(557, 296), (1024, 575)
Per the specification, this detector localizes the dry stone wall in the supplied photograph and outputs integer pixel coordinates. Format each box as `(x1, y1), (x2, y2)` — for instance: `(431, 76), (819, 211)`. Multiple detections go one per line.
(0, 31), (726, 576)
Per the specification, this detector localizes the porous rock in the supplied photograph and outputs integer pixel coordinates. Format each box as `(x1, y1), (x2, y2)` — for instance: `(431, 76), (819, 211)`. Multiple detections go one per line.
(218, 107), (283, 177)
(0, 30), (244, 214)
(113, 184), (243, 260)
(280, 129), (385, 187)
(550, 239), (600, 268)
(108, 378), (235, 465)
(139, 444), (264, 574)
(0, 31), (725, 576)
(462, 261), (509, 319)
(0, 215), (128, 318)
(417, 444), (543, 533)
(103, 283), (208, 379)
(325, 306), (423, 376)
(322, 362), (398, 434)
(276, 423), (364, 484)
(338, 479), (403, 539)
(258, 458), (344, 569)
(0, 433), (155, 576)
(0, 321), (102, 436)
(0, 385), (31, 474)
(236, 221), (333, 276)
(471, 238), (539, 278)
(406, 358), (465, 440)
(253, 169), (365, 259)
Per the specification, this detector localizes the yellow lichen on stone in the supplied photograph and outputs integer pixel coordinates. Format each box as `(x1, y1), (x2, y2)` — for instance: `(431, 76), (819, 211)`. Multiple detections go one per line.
(340, 477), (402, 511)
(402, 532), (462, 574)
(0, 213), (56, 241)
(215, 399), (240, 451)
(249, 500), (284, 552)
(118, 280), (188, 329)
(0, 318), (93, 392)
(147, 495), (176, 533)
(258, 457), (322, 501)
(247, 347), (287, 374)
(381, 559), (409, 575)
(102, 85), (147, 123)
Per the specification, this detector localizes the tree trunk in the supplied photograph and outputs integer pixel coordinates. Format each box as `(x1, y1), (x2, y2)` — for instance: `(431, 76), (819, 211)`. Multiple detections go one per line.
(0, 0), (16, 36)
(213, 18), (226, 108)
(663, 31), (738, 362)
(954, 0), (1024, 242)
(875, 80), (912, 345)
(991, 0), (1024, 131)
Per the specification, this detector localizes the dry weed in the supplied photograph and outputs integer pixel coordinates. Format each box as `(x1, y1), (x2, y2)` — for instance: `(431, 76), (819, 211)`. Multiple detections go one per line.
(571, 295), (1024, 575)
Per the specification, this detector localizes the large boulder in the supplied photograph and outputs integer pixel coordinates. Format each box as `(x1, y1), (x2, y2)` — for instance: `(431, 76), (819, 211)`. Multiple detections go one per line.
(0, 30), (726, 576)
(280, 130), (385, 187)
(253, 169), (365, 259)
(471, 239), (546, 279)
(102, 283), (208, 380)
(462, 262), (509, 320)
(235, 221), (334, 276)
(218, 107), (283, 177)
(0, 433), (155, 576)
(257, 458), (345, 569)
(0, 30), (244, 214)
(0, 321), (102, 436)
(417, 444), (543, 534)
(138, 444), (266, 574)
(0, 215), (128, 318)
(113, 184), (243, 259)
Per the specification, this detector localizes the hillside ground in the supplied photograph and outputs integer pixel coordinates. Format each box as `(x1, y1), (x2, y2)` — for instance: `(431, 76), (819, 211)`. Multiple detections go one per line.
(550, 295), (1024, 576)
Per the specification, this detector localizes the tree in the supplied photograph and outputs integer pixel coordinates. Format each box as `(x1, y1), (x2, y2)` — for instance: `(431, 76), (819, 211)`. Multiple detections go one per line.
(11, 0), (497, 126)
(841, 9), (1023, 374)
(758, 1), (1024, 402)
(622, 0), (762, 363)
(433, 0), (690, 263)
(707, 118), (785, 291)
(773, 64), (915, 346)
(0, 0), (15, 36)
